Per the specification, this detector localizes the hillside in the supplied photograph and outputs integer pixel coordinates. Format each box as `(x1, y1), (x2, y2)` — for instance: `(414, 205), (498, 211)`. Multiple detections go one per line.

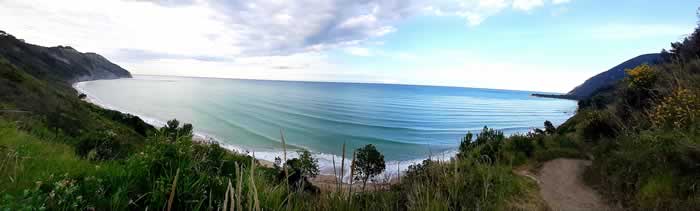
(0, 30), (131, 84)
(0, 30), (151, 157)
(567, 53), (662, 99)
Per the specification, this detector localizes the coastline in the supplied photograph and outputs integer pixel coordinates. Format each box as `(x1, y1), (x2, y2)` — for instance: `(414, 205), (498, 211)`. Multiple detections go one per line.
(71, 80), (445, 181)
(530, 93), (581, 100)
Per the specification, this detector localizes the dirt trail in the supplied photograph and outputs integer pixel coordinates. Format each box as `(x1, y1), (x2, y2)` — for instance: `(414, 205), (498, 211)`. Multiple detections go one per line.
(535, 158), (611, 211)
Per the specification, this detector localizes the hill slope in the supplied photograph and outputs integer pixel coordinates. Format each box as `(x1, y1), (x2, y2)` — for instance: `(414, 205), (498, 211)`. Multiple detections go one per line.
(0, 30), (151, 158)
(567, 53), (662, 99)
(0, 30), (131, 84)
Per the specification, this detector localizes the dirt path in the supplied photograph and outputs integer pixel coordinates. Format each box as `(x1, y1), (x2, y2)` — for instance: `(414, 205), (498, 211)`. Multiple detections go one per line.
(535, 158), (611, 211)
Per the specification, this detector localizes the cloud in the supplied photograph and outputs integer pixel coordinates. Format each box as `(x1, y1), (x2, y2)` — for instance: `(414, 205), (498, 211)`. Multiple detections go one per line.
(0, 0), (578, 92)
(423, 0), (569, 26)
(0, 0), (565, 58)
(424, 0), (509, 26)
(0, 0), (413, 59)
(512, 0), (544, 11)
(206, 0), (413, 56)
(344, 47), (373, 56)
(552, 0), (571, 4)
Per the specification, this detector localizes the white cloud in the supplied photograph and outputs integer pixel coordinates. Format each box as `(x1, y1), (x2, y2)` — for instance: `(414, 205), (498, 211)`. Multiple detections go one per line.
(424, 0), (509, 26)
(423, 0), (569, 26)
(344, 47), (373, 56)
(0, 0), (578, 92)
(512, 0), (544, 11)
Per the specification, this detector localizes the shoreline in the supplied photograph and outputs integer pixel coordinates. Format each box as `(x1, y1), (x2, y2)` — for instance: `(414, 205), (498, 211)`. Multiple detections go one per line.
(72, 77), (572, 184)
(72, 80), (447, 181)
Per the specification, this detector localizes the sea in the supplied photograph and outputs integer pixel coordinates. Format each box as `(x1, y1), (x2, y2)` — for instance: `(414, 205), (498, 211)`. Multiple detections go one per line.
(74, 75), (577, 176)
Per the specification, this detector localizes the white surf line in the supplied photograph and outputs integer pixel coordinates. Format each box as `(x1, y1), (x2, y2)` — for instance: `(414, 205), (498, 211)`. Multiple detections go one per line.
(73, 80), (456, 180)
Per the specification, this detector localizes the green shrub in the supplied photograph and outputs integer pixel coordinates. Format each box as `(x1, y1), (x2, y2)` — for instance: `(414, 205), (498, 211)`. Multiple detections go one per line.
(510, 134), (535, 157)
(577, 110), (620, 142)
(75, 130), (123, 160)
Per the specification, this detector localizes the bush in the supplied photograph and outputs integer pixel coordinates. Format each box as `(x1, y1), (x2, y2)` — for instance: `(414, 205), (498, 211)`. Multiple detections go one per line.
(626, 64), (658, 90)
(577, 110), (620, 142)
(75, 130), (123, 160)
(281, 149), (320, 192)
(510, 134), (535, 157)
(651, 88), (700, 129)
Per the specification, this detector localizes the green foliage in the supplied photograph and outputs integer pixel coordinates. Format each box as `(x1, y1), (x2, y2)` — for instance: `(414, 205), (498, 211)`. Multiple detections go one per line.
(353, 144), (386, 191)
(576, 110), (620, 142)
(668, 9), (700, 62)
(75, 130), (123, 160)
(457, 131), (473, 158)
(296, 149), (320, 179)
(161, 119), (193, 142)
(587, 127), (700, 209)
(282, 149), (320, 193)
(651, 88), (700, 129)
(578, 24), (700, 208)
(458, 126), (505, 162)
(400, 126), (554, 210)
(510, 134), (535, 157)
(544, 120), (556, 135)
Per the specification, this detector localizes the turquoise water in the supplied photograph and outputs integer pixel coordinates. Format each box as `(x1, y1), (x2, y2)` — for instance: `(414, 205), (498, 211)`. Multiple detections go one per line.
(75, 75), (577, 171)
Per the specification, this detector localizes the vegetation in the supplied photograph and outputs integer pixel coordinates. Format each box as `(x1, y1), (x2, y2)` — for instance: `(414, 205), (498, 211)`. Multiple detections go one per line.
(282, 149), (320, 192)
(353, 144), (386, 192)
(3, 9), (700, 210)
(574, 12), (700, 209)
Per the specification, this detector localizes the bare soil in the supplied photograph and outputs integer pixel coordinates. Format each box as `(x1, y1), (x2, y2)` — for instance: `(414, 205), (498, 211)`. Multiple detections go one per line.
(536, 158), (612, 211)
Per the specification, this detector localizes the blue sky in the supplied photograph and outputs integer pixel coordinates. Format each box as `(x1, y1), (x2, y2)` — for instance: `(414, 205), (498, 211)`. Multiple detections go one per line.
(0, 0), (697, 92)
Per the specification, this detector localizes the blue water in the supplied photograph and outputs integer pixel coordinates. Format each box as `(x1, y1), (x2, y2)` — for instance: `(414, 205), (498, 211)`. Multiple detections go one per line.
(76, 75), (577, 170)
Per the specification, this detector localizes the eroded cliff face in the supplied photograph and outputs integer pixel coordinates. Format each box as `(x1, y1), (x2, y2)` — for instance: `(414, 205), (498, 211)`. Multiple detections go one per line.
(0, 30), (131, 84)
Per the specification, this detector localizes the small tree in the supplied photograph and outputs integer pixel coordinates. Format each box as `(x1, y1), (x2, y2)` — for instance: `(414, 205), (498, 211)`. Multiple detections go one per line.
(283, 149), (320, 192)
(161, 119), (193, 141)
(296, 149), (319, 178)
(353, 144), (385, 191)
(457, 131), (474, 158)
(544, 120), (556, 135)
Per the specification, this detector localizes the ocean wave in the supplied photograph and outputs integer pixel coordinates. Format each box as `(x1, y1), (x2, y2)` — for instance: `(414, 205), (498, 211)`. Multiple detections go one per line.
(74, 81), (458, 179)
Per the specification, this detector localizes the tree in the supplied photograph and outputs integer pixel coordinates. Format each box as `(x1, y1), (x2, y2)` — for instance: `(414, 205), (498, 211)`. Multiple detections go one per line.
(544, 120), (556, 135)
(161, 119), (193, 141)
(457, 131), (474, 158)
(283, 150), (320, 192)
(296, 149), (320, 179)
(353, 144), (385, 191)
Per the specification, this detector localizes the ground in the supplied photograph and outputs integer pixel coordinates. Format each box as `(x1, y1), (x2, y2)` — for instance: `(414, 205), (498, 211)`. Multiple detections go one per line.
(534, 158), (612, 211)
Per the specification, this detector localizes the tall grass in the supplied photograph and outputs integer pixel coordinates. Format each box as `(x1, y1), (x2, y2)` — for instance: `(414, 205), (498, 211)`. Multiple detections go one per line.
(2, 117), (558, 210)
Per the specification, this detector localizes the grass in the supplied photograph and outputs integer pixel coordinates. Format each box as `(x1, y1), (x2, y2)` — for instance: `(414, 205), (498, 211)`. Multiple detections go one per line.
(1, 117), (559, 210)
(0, 121), (96, 194)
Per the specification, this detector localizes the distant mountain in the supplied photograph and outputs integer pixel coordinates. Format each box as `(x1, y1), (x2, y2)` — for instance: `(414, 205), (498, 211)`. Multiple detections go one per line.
(0, 30), (131, 84)
(567, 53), (662, 99)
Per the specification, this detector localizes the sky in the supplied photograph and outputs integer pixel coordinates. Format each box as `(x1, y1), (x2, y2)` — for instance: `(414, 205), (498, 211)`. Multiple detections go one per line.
(0, 0), (697, 92)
